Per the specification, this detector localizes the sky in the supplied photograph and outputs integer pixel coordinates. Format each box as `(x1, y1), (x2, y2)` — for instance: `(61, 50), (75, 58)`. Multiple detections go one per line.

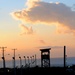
(0, 0), (75, 59)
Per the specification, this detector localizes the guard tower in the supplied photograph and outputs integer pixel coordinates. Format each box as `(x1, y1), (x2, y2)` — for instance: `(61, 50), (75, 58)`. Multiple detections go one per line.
(40, 48), (51, 67)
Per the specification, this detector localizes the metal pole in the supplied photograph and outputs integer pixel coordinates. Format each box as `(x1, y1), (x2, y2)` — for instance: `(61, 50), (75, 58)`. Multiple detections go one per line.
(41, 52), (43, 67)
(3, 49), (5, 69)
(35, 54), (37, 67)
(24, 56), (26, 67)
(12, 49), (17, 75)
(12, 49), (17, 68)
(30, 56), (32, 67)
(2, 47), (6, 69)
(64, 46), (66, 68)
(0, 47), (7, 75)
(27, 56), (30, 67)
(19, 57), (22, 68)
(19, 56), (22, 75)
(49, 50), (50, 67)
(32, 56), (34, 67)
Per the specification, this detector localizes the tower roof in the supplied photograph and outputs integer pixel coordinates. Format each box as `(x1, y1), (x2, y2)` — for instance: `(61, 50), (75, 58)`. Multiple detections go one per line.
(40, 48), (51, 52)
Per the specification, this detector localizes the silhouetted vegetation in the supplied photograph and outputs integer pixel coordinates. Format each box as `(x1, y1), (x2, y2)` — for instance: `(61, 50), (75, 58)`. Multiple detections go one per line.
(0, 66), (75, 75)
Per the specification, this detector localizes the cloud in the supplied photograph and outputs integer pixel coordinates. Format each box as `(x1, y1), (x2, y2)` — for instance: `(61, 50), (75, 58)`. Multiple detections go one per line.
(39, 40), (46, 44)
(26, 0), (41, 9)
(19, 24), (34, 35)
(72, 4), (75, 11)
(37, 46), (63, 49)
(11, 0), (75, 35)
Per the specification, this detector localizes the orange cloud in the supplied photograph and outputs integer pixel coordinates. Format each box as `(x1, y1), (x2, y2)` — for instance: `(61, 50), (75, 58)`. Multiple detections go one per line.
(11, 0), (75, 34)
(19, 24), (34, 35)
(39, 40), (46, 44)
(26, 0), (41, 9)
(37, 46), (63, 49)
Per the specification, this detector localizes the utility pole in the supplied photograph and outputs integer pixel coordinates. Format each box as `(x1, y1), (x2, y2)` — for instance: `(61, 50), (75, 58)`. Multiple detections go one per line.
(19, 56), (22, 68)
(19, 55), (22, 75)
(35, 54), (37, 67)
(32, 55), (34, 67)
(24, 56), (26, 67)
(0, 47), (7, 75)
(12, 48), (17, 75)
(12, 49), (17, 68)
(30, 56), (32, 67)
(27, 56), (30, 67)
(64, 46), (66, 68)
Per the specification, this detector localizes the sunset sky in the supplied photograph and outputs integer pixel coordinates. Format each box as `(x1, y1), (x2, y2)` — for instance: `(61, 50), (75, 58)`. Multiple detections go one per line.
(0, 0), (75, 59)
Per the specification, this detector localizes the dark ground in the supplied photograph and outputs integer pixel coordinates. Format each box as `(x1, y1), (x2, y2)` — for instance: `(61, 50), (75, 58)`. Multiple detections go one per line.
(0, 66), (75, 75)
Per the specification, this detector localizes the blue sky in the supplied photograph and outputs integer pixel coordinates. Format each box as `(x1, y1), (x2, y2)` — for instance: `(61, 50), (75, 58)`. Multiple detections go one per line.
(0, 0), (74, 10)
